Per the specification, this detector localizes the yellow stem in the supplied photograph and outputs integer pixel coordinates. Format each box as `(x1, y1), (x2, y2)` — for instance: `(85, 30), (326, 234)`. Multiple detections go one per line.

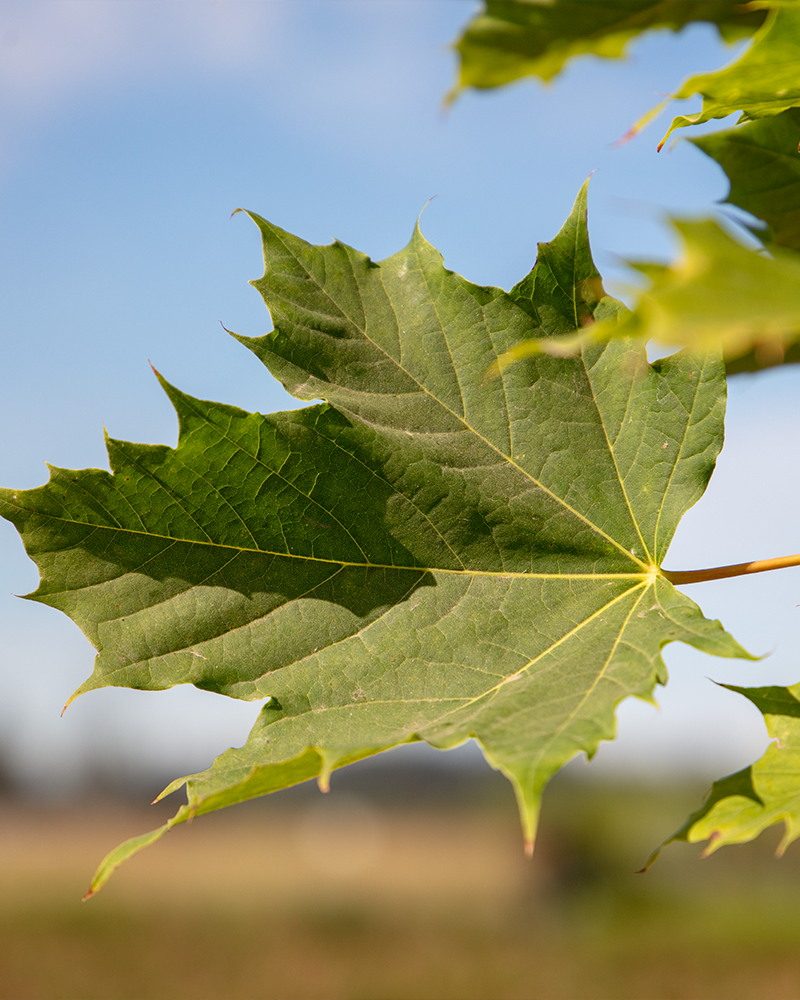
(663, 553), (800, 586)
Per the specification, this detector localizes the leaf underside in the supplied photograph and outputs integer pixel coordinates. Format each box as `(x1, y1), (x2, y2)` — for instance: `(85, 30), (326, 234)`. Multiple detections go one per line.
(0, 184), (752, 896)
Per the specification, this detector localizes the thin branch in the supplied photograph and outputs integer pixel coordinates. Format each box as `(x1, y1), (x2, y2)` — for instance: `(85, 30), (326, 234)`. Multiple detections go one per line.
(663, 554), (800, 586)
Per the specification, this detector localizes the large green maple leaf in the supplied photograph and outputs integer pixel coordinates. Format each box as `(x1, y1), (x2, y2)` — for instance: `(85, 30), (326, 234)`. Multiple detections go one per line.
(0, 186), (751, 896)
(451, 0), (764, 97)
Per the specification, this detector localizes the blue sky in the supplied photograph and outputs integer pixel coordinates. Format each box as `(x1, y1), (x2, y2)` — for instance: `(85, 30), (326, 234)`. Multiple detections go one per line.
(2, 0), (799, 795)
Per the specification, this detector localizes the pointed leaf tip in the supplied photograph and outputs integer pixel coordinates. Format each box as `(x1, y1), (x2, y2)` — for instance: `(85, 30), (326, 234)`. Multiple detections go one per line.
(83, 823), (171, 898)
(61, 688), (82, 716)
(635, 846), (661, 874)
(317, 752), (332, 793)
(616, 99), (672, 149)
(441, 86), (459, 111)
(419, 194), (438, 218)
(153, 775), (187, 804)
(148, 359), (161, 379)
(658, 5), (800, 146)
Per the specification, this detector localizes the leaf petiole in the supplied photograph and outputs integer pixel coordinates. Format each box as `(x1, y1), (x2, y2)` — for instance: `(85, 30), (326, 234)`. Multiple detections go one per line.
(663, 554), (800, 586)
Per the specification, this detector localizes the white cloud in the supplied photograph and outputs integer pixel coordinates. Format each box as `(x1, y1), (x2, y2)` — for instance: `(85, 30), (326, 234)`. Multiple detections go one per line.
(0, 0), (464, 174)
(0, 0), (285, 113)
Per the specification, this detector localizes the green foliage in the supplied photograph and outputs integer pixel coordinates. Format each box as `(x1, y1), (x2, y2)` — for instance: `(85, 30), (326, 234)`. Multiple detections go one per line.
(655, 684), (800, 859)
(670, 104), (800, 369)
(609, 218), (800, 372)
(490, 217), (800, 375)
(620, 17), (800, 371)
(692, 107), (800, 251)
(7, 0), (800, 898)
(450, 0), (800, 864)
(1, 187), (753, 895)
(452, 0), (765, 95)
(659, 4), (800, 148)
(683, 106), (800, 368)
(470, 6), (800, 374)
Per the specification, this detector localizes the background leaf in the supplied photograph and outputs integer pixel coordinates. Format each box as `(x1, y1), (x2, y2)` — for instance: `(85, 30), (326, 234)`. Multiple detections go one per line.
(692, 107), (800, 251)
(657, 683), (800, 860)
(495, 215), (800, 374)
(619, 219), (800, 372)
(660, 4), (800, 148)
(451, 0), (765, 96)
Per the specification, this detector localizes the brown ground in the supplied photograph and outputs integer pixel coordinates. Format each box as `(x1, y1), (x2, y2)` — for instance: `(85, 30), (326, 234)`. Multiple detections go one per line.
(2, 777), (800, 1000)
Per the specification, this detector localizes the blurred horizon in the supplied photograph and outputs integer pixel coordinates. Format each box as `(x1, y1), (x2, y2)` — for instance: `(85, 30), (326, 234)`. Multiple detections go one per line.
(4, 764), (800, 999)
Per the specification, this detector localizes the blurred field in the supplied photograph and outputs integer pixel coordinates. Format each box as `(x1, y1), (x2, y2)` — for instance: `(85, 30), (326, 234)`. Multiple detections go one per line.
(3, 765), (800, 1000)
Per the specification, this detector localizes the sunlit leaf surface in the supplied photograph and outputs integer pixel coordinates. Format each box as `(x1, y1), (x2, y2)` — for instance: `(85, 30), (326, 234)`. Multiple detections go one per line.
(0, 186), (751, 895)
(660, 684), (800, 859)
(660, 5), (800, 148)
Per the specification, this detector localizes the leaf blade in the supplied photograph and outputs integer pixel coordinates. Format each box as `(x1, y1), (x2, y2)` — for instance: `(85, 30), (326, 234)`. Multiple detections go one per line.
(660, 5), (800, 147)
(0, 186), (752, 894)
(658, 684), (800, 860)
(451, 0), (765, 96)
(692, 107), (800, 252)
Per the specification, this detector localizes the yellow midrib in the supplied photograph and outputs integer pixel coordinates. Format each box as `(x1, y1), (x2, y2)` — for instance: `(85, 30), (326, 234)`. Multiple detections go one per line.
(23, 502), (646, 582)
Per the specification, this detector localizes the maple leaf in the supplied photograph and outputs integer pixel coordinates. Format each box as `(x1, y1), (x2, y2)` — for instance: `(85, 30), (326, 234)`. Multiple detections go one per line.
(450, 0), (765, 98)
(489, 216), (800, 375)
(620, 219), (800, 372)
(647, 684), (800, 864)
(691, 107), (800, 252)
(0, 185), (752, 897)
(658, 4), (800, 149)
(677, 106), (800, 370)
